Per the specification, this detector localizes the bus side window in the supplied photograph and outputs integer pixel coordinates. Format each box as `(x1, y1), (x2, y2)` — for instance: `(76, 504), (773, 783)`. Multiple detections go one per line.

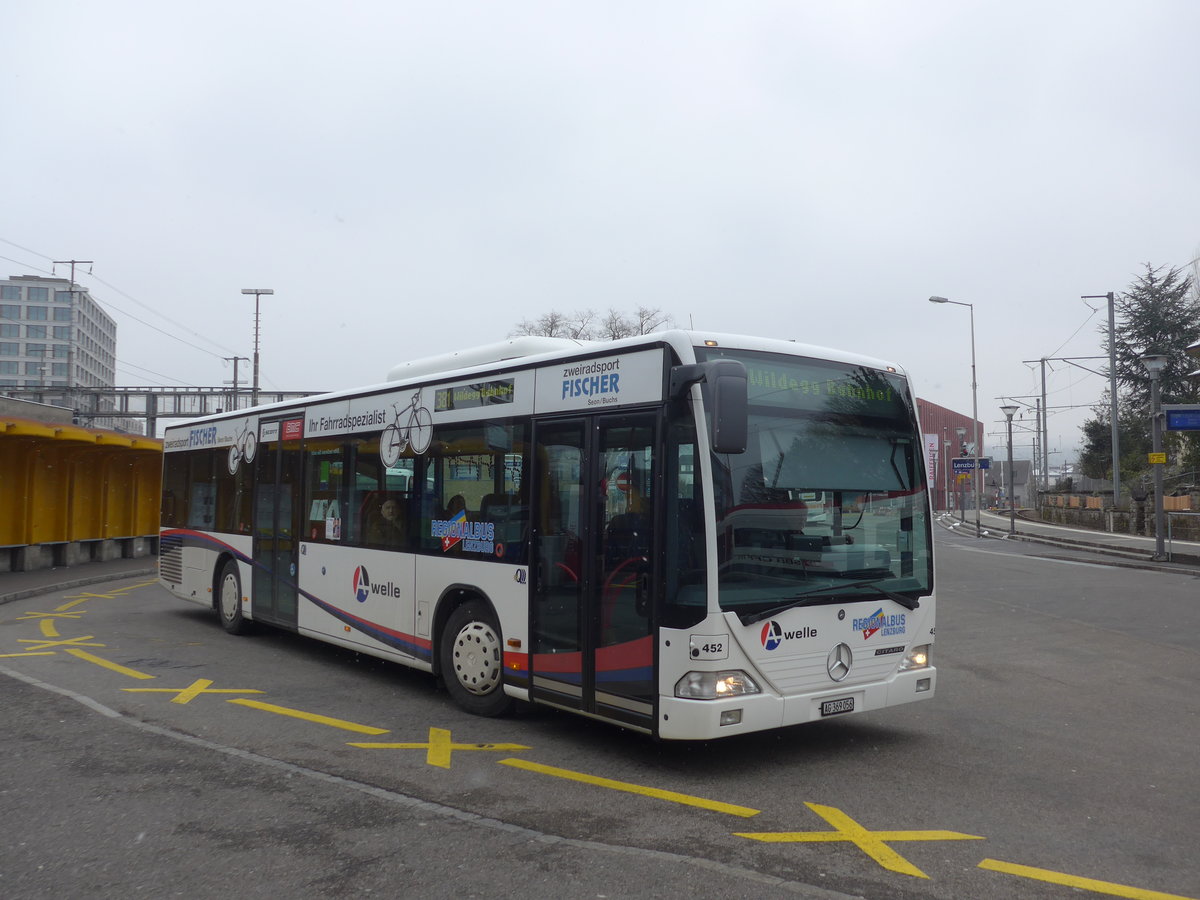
(304, 443), (346, 542)
(346, 436), (384, 547)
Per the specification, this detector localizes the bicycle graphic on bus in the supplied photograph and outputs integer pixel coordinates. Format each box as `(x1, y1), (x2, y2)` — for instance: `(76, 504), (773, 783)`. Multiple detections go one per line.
(380, 390), (433, 467)
(226, 419), (257, 474)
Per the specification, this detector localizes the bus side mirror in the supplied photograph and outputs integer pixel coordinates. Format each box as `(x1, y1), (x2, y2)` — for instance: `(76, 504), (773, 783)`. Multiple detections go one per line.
(669, 360), (748, 454)
(709, 361), (748, 453)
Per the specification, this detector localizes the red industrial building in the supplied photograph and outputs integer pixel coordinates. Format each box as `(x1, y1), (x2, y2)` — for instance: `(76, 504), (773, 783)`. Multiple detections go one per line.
(915, 397), (985, 512)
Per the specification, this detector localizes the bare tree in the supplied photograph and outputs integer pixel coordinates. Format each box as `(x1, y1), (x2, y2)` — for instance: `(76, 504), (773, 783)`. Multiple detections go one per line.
(514, 307), (672, 341)
(564, 308), (597, 340)
(633, 305), (672, 334)
(598, 308), (635, 340)
(510, 311), (571, 338)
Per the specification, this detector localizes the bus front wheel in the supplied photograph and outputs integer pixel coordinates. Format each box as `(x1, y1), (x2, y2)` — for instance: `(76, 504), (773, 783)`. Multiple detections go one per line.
(217, 559), (251, 635)
(440, 601), (513, 717)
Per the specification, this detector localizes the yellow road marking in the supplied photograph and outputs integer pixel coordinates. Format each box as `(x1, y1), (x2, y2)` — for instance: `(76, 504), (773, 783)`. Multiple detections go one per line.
(0, 651), (56, 658)
(56, 598), (92, 611)
(500, 758), (760, 818)
(61, 581), (157, 603)
(123, 678), (264, 704)
(351, 727), (530, 768)
(18, 611), (84, 622)
(980, 858), (1199, 900)
(39, 619), (59, 638)
(736, 802), (983, 878)
(228, 699), (389, 735)
(18, 635), (105, 652)
(65, 649), (155, 679)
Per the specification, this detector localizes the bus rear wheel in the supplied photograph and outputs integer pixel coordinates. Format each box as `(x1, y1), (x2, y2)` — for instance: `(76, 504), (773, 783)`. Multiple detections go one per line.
(440, 601), (513, 717)
(217, 559), (251, 635)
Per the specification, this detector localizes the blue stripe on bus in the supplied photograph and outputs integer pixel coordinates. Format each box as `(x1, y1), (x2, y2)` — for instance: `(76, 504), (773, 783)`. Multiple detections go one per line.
(162, 529), (433, 662)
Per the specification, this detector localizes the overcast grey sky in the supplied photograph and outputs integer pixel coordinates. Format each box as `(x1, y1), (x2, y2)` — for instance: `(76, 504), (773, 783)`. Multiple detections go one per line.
(3, 0), (1197, 458)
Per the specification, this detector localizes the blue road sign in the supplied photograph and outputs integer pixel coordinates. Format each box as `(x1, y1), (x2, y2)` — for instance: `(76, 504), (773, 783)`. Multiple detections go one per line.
(951, 458), (991, 472)
(1164, 405), (1200, 431)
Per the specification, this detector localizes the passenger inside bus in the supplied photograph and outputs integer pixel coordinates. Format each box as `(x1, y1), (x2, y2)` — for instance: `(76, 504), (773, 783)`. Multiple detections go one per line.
(367, 495), (407, 547)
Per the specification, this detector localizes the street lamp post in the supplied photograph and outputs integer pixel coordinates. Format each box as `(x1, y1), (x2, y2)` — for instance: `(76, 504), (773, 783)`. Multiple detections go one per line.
(942, 435), (951, 512)
(241, 288), (275, 407)
(954, 426), (966, 522)
(1000, 404), (1019, 535)
(1141, 352), (1168, 560)
(931, 296), (981, 537)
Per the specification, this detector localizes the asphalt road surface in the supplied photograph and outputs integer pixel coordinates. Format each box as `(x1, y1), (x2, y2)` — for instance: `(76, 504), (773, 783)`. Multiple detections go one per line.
(1, 530), (1197, 900)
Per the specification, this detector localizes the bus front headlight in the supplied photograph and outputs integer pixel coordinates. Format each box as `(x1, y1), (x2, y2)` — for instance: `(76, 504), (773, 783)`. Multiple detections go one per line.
(899, 644), (930, 670)
(675, 670), (761, 700)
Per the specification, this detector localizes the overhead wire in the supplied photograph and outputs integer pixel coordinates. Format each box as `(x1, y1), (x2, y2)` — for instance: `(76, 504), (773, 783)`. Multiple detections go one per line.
(0, 238), (54, 261)
(1, 238), (239, 370)
(0, 253), (54, 274)
(116, 361), (202, 387)
(86, 272), (239, 356)
(1045, 304), (1100, 359)
(1018, 300), (1113, 409)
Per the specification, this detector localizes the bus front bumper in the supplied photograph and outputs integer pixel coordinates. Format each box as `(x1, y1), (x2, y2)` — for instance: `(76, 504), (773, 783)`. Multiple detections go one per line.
(656, 667), (936, 741)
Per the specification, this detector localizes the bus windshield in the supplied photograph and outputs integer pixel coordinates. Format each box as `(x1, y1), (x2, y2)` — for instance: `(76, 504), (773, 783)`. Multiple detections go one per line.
(700, 348), (933, 619)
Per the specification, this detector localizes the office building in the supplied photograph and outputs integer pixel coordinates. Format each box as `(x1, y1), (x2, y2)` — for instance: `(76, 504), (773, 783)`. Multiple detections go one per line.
(0, 273), (133, 429)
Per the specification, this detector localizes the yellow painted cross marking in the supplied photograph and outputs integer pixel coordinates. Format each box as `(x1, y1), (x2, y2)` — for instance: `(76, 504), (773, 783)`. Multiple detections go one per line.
(735, 802), (983, 879)
(122, 678), (264, 704)
(18, 635), (105, 652)
(499, 758), (760, 818)
(228, 699), (389, 735)
(62, 580), (157, 602)
(350, 727), (530, 769)
(980, 858), (1199, 900)
(65, 649), (155, 680)
(18, 611), (85, 622)
(62, 591), (126, 602)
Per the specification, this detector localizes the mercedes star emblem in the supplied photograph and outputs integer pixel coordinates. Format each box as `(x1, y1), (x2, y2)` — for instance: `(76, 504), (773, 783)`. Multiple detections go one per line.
(827, 642), (853, 682)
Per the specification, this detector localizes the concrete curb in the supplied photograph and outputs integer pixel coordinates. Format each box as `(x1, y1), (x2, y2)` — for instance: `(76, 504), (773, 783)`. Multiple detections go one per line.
(0, 567), (158, 606)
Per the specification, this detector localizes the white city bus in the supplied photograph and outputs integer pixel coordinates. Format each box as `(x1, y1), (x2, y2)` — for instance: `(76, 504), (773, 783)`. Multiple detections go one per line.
(159, 331), (935, 740)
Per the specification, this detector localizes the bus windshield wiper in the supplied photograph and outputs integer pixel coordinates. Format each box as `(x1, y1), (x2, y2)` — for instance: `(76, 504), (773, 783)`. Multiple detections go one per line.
(740, 579), (919, 625)
(837, 579), (921, 612)
(741, 594), (835, 625)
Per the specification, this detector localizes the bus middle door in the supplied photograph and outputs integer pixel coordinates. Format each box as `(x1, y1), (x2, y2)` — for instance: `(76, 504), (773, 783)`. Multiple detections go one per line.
(251, 416), (303, 629)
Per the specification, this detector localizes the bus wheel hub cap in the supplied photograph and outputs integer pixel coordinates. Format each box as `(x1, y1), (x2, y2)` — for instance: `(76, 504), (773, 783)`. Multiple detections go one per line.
(454, 623), (499, 695)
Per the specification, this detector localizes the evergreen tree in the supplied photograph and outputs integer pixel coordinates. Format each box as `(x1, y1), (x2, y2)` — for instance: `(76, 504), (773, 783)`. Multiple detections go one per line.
(1078, 263), (1200, 484)
(1108, 264), (1199, 408)
(1078, 400), (1152, 480)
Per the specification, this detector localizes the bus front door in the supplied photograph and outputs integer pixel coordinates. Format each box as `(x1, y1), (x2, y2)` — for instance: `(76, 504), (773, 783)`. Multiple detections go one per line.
(531, 413), (658, 731)
(251, 417), (303, 629)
